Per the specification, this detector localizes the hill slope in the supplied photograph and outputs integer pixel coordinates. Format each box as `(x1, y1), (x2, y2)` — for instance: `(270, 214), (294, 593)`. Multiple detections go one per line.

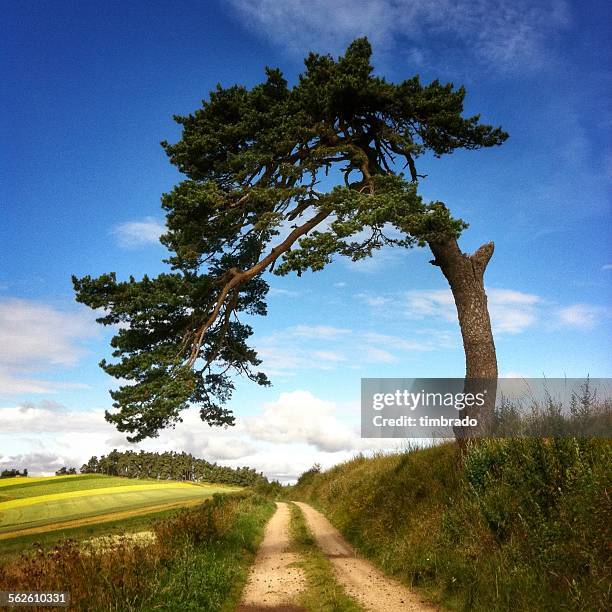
(292, 439), (610, 611)
(0, 474), (239, 540)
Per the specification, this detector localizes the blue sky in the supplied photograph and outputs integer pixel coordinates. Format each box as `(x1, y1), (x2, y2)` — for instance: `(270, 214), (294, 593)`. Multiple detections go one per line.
(1, 1), (610, 479)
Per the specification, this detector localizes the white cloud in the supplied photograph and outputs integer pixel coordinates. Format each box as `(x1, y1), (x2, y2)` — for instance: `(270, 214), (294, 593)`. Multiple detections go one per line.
(290, 325), (351, 338)
(0, 452), (71, 474)
(268, 287), (300, 298)
(488, 289), (541, 334)
(256, 326), (349, 375)
(0, 401), (108, 434)
(228, 0), (570, 72)
(0, 299), (94, 369)
(256, 324), (432, 375)
(0, 400), (258, 474)
(312, 350), (347, 362)
(361, 331), (428, 352)
(366, 286), (611, 335)
(113, 217), (165, 248)
(0, 299), (97, 395)
(245, 390), (357, 452)
(402, 288), (541, 334)
(0, 401), (122, 474)
(346, 248), (401, 274)
(0, 372), (64, 395)
(201, 437), (256, 460)
(0, 392), (399, 481)
(555, 304), (609, 330)
(404, 289), (456, 322)
(362, 346), (396, 363)
(357, 293), (393, 308)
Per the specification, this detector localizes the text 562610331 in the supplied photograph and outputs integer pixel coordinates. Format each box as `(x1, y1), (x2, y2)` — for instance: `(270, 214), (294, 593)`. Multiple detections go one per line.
(0, 592), (70, 607)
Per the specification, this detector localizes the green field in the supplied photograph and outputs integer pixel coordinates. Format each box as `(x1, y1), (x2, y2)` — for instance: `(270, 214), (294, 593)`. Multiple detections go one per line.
(0, 474), (240, 541)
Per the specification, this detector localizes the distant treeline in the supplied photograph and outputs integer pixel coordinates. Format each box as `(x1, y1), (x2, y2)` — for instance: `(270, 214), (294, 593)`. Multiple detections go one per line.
(80, 450), (265, 486)
(0, 468), (28, 479)
(56, 467), (77, 475)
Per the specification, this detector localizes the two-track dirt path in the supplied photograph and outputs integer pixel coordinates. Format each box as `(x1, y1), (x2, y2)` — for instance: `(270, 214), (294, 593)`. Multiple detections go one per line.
(238, 501), (306, 611)
(294, 502), (436, 612)
(238, 501), (436, 611)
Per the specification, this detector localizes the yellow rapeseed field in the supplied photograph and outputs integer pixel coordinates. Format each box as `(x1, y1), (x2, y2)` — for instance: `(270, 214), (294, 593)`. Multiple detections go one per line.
(0, 482), (199, 511)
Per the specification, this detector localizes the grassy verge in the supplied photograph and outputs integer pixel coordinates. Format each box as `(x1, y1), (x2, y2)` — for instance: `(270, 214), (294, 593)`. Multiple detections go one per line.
(0, 504), (189, 560)
(148, 493), (274, 611)
(288, 502), (363, 612)
(0, 492), (275, 611)
(293, 439), (611, 611)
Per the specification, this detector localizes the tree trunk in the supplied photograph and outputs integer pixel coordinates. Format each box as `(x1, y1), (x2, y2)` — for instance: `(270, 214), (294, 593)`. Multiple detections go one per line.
(428, 238), (498, 444)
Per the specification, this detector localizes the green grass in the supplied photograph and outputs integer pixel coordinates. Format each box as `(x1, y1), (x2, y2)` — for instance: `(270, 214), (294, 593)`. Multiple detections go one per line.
(288, 502), (363, 612)
(0, 504), (183, 560)
(148, 494), (276, 611)
(0, 474), (240, 543)
(293, 439), (611, 612)
(0, 492), (275, 611)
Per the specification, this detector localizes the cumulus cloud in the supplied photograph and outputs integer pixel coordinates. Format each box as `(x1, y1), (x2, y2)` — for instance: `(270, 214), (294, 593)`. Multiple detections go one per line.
(0, 298), (97, 395)
(0, 391), (398, 481)
(0, 400), (258, 475)
(0, 400), (109, 434)
(246, 390), (357, 452)
(112, 217), (165, 248)
(0, 401), (124, 474)
(0, 452), (72, 474)
(228, 0), (570, 72)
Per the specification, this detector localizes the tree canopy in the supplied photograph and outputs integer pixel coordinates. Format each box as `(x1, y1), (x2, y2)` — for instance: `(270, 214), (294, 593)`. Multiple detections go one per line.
(80, 450), (264, 486)
(74, 38), (507, 442)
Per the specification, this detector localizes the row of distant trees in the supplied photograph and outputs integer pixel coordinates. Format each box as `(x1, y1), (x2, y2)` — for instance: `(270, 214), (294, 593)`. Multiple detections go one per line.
(80, 450), (265, 486)
(56, 467), (77, 475)
(0, 468), (28, 478)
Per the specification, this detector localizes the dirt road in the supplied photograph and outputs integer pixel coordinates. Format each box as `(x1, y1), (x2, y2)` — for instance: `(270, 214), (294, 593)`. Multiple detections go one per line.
(238, 502), (306, 611)
(295, 502), (437, 611)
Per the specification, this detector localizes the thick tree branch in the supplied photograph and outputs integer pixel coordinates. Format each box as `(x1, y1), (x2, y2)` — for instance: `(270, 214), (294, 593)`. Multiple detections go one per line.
(186, 208), (331, 366)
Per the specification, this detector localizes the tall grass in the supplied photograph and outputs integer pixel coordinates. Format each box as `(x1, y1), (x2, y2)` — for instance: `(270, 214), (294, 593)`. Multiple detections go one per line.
(0, 492), (274, 611)
(293, 439), (611, 611)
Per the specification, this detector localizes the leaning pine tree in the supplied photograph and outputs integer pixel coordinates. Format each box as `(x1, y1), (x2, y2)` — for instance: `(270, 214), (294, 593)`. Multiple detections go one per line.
(74, 39), (507, 443)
